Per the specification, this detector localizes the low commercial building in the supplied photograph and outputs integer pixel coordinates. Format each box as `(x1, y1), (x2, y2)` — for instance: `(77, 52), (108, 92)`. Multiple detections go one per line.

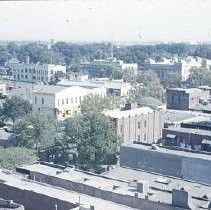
(120, 143), (211, 185)
(16, 162), (201, 210)
(32, 85), (106, 119)
(166, 88), (209, 110)
(162, 127), (211, 151)
(104, 103), (163, 144)
(9, 63), (66, 83)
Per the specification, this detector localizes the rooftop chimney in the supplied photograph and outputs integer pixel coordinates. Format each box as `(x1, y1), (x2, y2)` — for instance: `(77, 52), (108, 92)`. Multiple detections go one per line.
(172, 188), (191, 209)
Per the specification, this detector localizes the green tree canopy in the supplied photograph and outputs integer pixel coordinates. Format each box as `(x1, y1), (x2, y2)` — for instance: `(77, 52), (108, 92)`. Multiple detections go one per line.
(52, 112), (120, 170)
(13, 114), (60, 160)
(0, 147), (37, 170)
(0, 96), (31, 122)
(81, 94), (124, 114)
(185, 67), (211, 87)
(161, 71), (183, 88)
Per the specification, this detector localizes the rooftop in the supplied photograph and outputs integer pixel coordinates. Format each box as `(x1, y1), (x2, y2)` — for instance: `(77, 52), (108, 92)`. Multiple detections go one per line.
(167, 88), (202, 94)
(0, 168), (134, 210)
(33, 85), (90, 95)
(164, 110), (202, 124)
(164, 126), (211, 137)
(104, 166), (211, 210)
(103, 107), (154, 118)
(17, 162), (211, 210)
(122, 143), (211, 161)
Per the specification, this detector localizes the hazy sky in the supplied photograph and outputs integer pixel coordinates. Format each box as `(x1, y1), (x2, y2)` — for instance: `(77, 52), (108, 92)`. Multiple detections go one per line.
(0, 0), (211, 42)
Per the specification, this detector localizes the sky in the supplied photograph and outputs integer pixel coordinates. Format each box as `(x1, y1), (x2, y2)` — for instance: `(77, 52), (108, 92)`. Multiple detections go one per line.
(0, 0), (211, 43)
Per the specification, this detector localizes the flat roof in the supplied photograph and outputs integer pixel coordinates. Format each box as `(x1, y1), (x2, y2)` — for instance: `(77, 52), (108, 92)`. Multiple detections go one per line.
(167, 88), (202, 94)
(164, 126), (211, 137)
(122, 143), (211, 161)
(18, 163), (211, 209)
(33, 85), (90, 95)
(104, 166), (211, 210)
(164, 110), (200, 124)
(104, 107), (154, 118)
(0, 169), (134, 210)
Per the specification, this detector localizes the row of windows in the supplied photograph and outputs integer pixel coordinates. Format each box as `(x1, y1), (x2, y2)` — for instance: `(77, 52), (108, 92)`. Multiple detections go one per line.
(58, 96), (82, 106)
(13, 68), (49, 74)
(34, 96), (83, 106)
(138, 134), (147, 141)
(13, 75), (46, 81)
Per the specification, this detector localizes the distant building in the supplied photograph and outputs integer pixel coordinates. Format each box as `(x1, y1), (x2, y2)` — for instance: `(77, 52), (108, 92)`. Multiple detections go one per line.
(79, 58), (138, 78)
(9, 63), (66, 83)
(166, 88), (209, 110)
(32, 85), (106, 119)
(104, 103), (163, 144)
(147, 56), (207, 81)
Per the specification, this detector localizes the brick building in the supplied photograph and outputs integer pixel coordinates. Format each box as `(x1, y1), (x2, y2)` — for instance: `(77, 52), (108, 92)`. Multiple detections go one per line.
(166, 88), (209, 110)
(104, 103), (163, 144)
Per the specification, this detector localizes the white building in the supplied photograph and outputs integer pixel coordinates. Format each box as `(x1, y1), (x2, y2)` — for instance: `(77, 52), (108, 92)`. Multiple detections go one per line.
(57, 79), (133, 97)
(9, 63), (66, 83)
(32, 85), (106, 119)
(148, 56), (211, 81)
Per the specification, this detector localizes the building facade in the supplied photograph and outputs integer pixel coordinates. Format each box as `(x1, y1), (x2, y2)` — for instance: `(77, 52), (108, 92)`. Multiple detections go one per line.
(104, 104), (163, 144)
(166, 88), (209, 110)
(9, 63), (66, 83)
(33, 85), (106, 119)
(147, 57), (206, 81)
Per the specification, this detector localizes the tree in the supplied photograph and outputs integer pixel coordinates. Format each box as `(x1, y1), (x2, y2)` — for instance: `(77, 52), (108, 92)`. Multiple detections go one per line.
(81, 94), (124, 114)
(52, 112), (120, 170)
(185, 67), (211, 87)
(0, 147), (37, 170)
(129, 70), (165, 102)
(13, 113), (60, 161)
(1, 96), (31, 123)
(161, 71), (183, 88)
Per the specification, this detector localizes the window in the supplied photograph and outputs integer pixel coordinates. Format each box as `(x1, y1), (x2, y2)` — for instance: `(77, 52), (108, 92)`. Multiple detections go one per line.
(138, 135), (140, 141)
(35, 97), (37, 104)
(41, 98), (44, 104)
(138, 122), (141, 129)
(50, 70), (53, 74)
(62, 99), (64, 105)
(79, 96), (82, 103)
(38, 108), (40, 111)
(29, 69), (32, 73)
(120, 125), (123, 133)
(66, 98), (68, 104)
(71, 97), (73, 104)
(25, 75), (28, 79)
(21, 75), (23, 78)
(58, 99), (59, 106)
(144, 133), (147, 141)
(33, 76), (36, 80)
(144, 120), (147, 127)
(33, 68), (36, 73)
(21, 69), (23, 73)
(25, 68), (28, 73)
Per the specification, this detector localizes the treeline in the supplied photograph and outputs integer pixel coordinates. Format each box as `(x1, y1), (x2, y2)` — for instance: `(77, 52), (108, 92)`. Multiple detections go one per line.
(1, 42), (211, 67)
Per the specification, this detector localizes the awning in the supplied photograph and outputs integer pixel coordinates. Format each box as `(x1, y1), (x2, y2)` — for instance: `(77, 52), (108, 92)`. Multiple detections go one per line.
(202, 139), (211, 145)
(166, 134), (176, 139)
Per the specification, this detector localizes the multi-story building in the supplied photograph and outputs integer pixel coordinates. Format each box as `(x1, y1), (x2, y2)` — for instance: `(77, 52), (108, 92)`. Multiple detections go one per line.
(104, 103), (163, 144)
(147, 57), (207, 81)
(9, 63), (66, 83)
(57, 79), (133, 97)
(79, 58), (138, 78)
(166, 88), (209, 110)
(32, 85), (106, 119)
